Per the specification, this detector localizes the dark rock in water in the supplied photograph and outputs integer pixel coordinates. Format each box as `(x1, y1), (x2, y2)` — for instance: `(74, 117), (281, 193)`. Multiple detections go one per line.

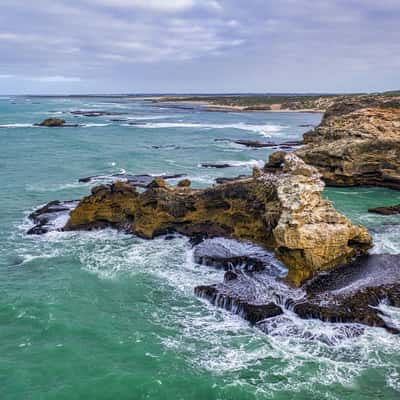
(280, 140), (303, 146)
(35, 118), (80, 127)
(215, 175), (249, 184)
(195, 282), (283, 325)
(36, 118), (65, 127)
(299, 124), (314, 128)
(193, 238), (286, 275)
(293, 254), (400, 333)
(27, 200), (78, 235)
(193, 238), (400, 335)
(234, 140), (276, 148)
(78, 173), (186, 187)
(224, 139), (303, 149)
(151, 144), (181, 150)
(193, 239), (288, 325)
(195, 255), (266, 272)
(368, 204), (400, 215)
(201, 163), (233, 169)
(70, 110), (127, 117)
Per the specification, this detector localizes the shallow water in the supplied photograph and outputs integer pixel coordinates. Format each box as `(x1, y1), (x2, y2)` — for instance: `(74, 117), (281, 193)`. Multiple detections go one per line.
(1, 96), (399, 399)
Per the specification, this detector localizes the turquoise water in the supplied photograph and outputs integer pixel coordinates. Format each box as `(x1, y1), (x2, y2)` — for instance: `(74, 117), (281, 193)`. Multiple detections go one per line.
(1, 96), (399, 399)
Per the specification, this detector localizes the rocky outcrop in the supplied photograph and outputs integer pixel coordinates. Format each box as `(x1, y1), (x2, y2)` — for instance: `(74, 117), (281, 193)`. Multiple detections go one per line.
(36, 118), (66, 127)
(293, 105), (400, 189)
(61, 154), (371, 286)
(35, 118), (80, 127)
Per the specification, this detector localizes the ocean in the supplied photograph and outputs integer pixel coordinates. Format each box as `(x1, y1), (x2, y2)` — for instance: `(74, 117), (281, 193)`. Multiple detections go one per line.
(1, 95), (400, 399)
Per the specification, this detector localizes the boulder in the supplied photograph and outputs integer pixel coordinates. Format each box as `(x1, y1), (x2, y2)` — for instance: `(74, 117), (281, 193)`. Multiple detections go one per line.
(37, 118), (66, 127)
(177, 179), (191, 188)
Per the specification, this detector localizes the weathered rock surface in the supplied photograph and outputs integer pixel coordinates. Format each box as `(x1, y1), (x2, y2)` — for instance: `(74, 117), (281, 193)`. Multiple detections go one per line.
(294, 105), (400, 189)
(61, 154), (371, 286)
(293, 254), (400, 333)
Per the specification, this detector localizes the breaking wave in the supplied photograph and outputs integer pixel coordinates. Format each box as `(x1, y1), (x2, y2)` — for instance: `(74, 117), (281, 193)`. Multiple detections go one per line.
(126, 122), (286, 137)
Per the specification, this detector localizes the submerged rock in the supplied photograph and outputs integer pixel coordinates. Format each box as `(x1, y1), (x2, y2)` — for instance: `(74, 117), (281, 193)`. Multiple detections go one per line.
(215, 175), (249, 184)
(70, 110), (127, 117)
(368, 204), (400, 215)
(200, 163), (233, 169)
(234, 140), (276, 148)
(60, 154), (371, 286)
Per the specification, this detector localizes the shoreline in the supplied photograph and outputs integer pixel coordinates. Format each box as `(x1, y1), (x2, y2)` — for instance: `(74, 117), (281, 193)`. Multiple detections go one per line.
(150, 99), (325, 113)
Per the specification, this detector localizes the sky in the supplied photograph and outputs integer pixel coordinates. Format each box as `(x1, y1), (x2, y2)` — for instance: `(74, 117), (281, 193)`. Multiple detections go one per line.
(0, 0), (399, 94)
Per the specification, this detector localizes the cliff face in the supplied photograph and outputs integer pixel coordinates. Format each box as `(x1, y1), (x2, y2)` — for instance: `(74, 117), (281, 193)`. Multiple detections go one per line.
(295, 105), (400, 189)
(65, 154), (371, 287)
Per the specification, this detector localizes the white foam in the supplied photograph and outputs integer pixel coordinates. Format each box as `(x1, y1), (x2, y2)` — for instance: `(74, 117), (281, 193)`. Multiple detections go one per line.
(82, 123), (111, 128)
(126, 115), (179, 121)
(126, 122), (286, 137)
(14, 220), (400, 395)
(0, 123), (34, 128)
(227, 159), (264, 168)
(26, 181), (90, 192)
(371, 225), (400, 255)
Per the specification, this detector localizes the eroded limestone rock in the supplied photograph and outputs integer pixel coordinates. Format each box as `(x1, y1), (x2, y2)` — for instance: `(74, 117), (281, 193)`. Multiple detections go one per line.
(62, 154), (371, 286)
(295, 107), (400, 189)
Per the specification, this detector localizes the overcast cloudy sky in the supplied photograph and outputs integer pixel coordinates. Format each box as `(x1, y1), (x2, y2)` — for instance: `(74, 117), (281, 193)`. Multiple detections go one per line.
(0, 0), (399, 94)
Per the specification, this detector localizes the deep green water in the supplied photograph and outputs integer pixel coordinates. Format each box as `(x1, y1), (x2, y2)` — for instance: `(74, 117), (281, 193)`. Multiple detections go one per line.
(1, 96), (399, 399)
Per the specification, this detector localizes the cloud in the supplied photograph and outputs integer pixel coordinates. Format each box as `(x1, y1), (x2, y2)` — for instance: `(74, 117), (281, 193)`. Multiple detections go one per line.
(89, 0), (194, 12)
(0, 0), (399, 93)
(33, 76), (82, 83)
(0, 74), (81, 82)
(86, 0), (222, 12)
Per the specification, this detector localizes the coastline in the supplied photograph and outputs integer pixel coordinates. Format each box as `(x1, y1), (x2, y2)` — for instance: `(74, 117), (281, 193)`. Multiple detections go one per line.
(149, 98), (326, 113)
